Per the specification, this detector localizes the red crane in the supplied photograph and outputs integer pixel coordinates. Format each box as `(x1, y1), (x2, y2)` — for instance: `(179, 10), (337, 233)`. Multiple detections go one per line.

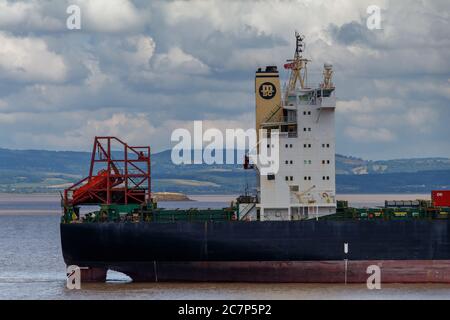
(64, 136), (151, 207)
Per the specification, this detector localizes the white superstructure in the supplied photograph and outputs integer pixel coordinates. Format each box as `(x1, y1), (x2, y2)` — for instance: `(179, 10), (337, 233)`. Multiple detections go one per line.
(241, 33), (337, 221)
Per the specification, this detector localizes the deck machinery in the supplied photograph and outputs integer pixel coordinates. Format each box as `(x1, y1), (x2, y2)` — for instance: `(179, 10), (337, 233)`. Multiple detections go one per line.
(62, 136), (151, 223)
(63, 137), (235, 224)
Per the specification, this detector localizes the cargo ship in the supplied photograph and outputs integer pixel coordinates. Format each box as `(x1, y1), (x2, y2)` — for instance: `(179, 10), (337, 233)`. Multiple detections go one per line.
(60, 33), (450, 283)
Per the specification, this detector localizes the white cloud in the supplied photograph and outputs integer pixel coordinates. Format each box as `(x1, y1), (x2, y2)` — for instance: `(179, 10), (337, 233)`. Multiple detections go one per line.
(0, 0), (448, 159)
(75, 0), (145, 32)
(124, 36), (156, 68)
(0, 112), (15, 124)
(0, 32), (67, 82)
(152, 47), (210, 75)
(0, 99), (7, 111)
(345, 127), (396, 142)
(162, 0), (382, 37)
(83, 58), (115, 91)
(337, 97), (397, 113)
(0, 0), (63, 31)
(4, 112), (158, 151)
(406, 107), (438, 132)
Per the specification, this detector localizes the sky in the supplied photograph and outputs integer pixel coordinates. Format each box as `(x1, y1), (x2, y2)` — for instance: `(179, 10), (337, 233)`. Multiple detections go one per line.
(0, 0), (448, 160)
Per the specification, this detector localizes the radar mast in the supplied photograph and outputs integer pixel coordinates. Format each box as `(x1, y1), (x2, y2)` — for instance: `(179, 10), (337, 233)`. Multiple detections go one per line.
(284, 31), (310, 101)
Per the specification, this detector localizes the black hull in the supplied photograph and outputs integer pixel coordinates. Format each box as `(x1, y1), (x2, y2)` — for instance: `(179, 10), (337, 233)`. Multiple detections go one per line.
(60, 220), (450, 283)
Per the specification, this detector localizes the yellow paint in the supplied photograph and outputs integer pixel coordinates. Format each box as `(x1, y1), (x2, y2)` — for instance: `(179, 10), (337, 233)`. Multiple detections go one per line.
(255, 70), (282, 137)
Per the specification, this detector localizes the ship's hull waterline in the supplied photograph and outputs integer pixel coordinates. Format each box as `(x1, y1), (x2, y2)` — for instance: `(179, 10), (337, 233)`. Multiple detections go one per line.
(61, 220), (450, 283)
(73, 260), (450, 283)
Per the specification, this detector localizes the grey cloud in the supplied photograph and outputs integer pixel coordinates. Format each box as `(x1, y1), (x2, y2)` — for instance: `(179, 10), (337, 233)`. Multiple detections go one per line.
(0, 0), (448, 160)
(328, 21), (376, 46)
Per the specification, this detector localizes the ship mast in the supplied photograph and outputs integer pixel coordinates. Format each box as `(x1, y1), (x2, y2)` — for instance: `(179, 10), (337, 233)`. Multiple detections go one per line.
(284, 32), (310, 101)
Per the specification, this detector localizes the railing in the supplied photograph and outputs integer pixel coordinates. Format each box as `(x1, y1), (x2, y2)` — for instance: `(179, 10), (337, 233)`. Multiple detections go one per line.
(239, 202), (256, 221)
(279, 132), (298, 138)
(262, 116), (297, 126)
(317, 96), (336, 108)
(283, 116), (297, 123)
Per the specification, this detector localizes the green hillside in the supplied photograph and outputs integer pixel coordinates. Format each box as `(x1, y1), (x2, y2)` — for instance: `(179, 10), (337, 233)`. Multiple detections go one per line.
(0, 148), (449, 194)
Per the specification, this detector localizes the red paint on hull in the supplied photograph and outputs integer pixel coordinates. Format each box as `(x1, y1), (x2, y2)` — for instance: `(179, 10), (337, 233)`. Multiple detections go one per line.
(111, 260), (450, 283)
(79, 267), (107, 282)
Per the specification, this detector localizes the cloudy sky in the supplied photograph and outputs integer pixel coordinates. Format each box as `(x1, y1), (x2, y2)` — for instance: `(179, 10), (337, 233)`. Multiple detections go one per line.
(0, 0), (448, 159)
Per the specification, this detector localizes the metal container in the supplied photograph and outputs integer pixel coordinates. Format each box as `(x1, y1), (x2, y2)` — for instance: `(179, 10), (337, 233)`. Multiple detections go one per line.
(432, 190), (450, 207)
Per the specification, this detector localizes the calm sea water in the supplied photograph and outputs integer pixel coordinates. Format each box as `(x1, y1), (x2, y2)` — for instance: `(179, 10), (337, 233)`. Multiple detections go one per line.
(0, 193), (449, 300)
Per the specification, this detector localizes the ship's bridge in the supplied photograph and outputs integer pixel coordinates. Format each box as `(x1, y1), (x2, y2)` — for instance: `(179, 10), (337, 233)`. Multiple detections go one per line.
(260, 86), (336, 137)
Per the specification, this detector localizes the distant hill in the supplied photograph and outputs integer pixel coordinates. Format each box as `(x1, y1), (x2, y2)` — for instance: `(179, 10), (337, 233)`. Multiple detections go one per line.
(0, 148), (449, 194)
(336, 154), (450, 175)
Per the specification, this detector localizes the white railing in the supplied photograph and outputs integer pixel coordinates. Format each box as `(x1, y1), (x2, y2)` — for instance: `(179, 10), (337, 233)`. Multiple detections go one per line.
(239, 203), (256, 220)
(317, 96), (336, 108)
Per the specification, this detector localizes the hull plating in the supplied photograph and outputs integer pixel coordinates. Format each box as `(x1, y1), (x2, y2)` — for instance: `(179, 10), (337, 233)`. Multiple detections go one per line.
(61, 220), (450, 283)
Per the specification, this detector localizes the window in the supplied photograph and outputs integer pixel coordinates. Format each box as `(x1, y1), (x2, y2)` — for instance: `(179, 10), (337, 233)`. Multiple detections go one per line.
(322, 144), (325, 148)
(267, 174), (275, 180)
(308, 128), (311, 132)
(285, 160), (288, 164)
(322, 160), (325, 164)
(327, 176), (330, 180)
(308, 111), (311, 115)
(290, 185), (299, 192)
(308, 176), (312, 181)
(290, 176), (294, 181)
(285, 176), (289, 181)
(304, 144), (307, 148)
(267, 144), (270, 148)
(303, 111), (306, 115)
(327, 160), (330, 164)
(290, 144), (293, 148)
(285, 144), (288, 148)
(304, 176), (307, 181)
(308, 144), (311, 148)
(290, 160), (293, 164)
(308, 160), (312, 164)
(327, 144), (330, 148)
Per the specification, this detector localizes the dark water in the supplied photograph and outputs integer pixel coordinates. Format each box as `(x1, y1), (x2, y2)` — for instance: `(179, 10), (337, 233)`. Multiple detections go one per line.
(0, 194), (450, 300)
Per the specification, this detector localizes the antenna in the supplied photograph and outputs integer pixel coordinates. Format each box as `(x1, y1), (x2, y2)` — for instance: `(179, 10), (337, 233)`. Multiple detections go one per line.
(284, 31), (310, 101)
(295, 31), (305, 55)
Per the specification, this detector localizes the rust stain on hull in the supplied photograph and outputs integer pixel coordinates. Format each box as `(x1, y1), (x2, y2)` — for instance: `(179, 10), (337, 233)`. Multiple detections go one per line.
(107, 260), (450, 283)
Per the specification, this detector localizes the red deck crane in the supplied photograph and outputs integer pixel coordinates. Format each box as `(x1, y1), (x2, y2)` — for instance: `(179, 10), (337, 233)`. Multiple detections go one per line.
(64, 136), (151, 207)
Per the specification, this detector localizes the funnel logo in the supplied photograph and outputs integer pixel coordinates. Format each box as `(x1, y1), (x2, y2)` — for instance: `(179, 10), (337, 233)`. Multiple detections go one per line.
(259, 82), (276, 100)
